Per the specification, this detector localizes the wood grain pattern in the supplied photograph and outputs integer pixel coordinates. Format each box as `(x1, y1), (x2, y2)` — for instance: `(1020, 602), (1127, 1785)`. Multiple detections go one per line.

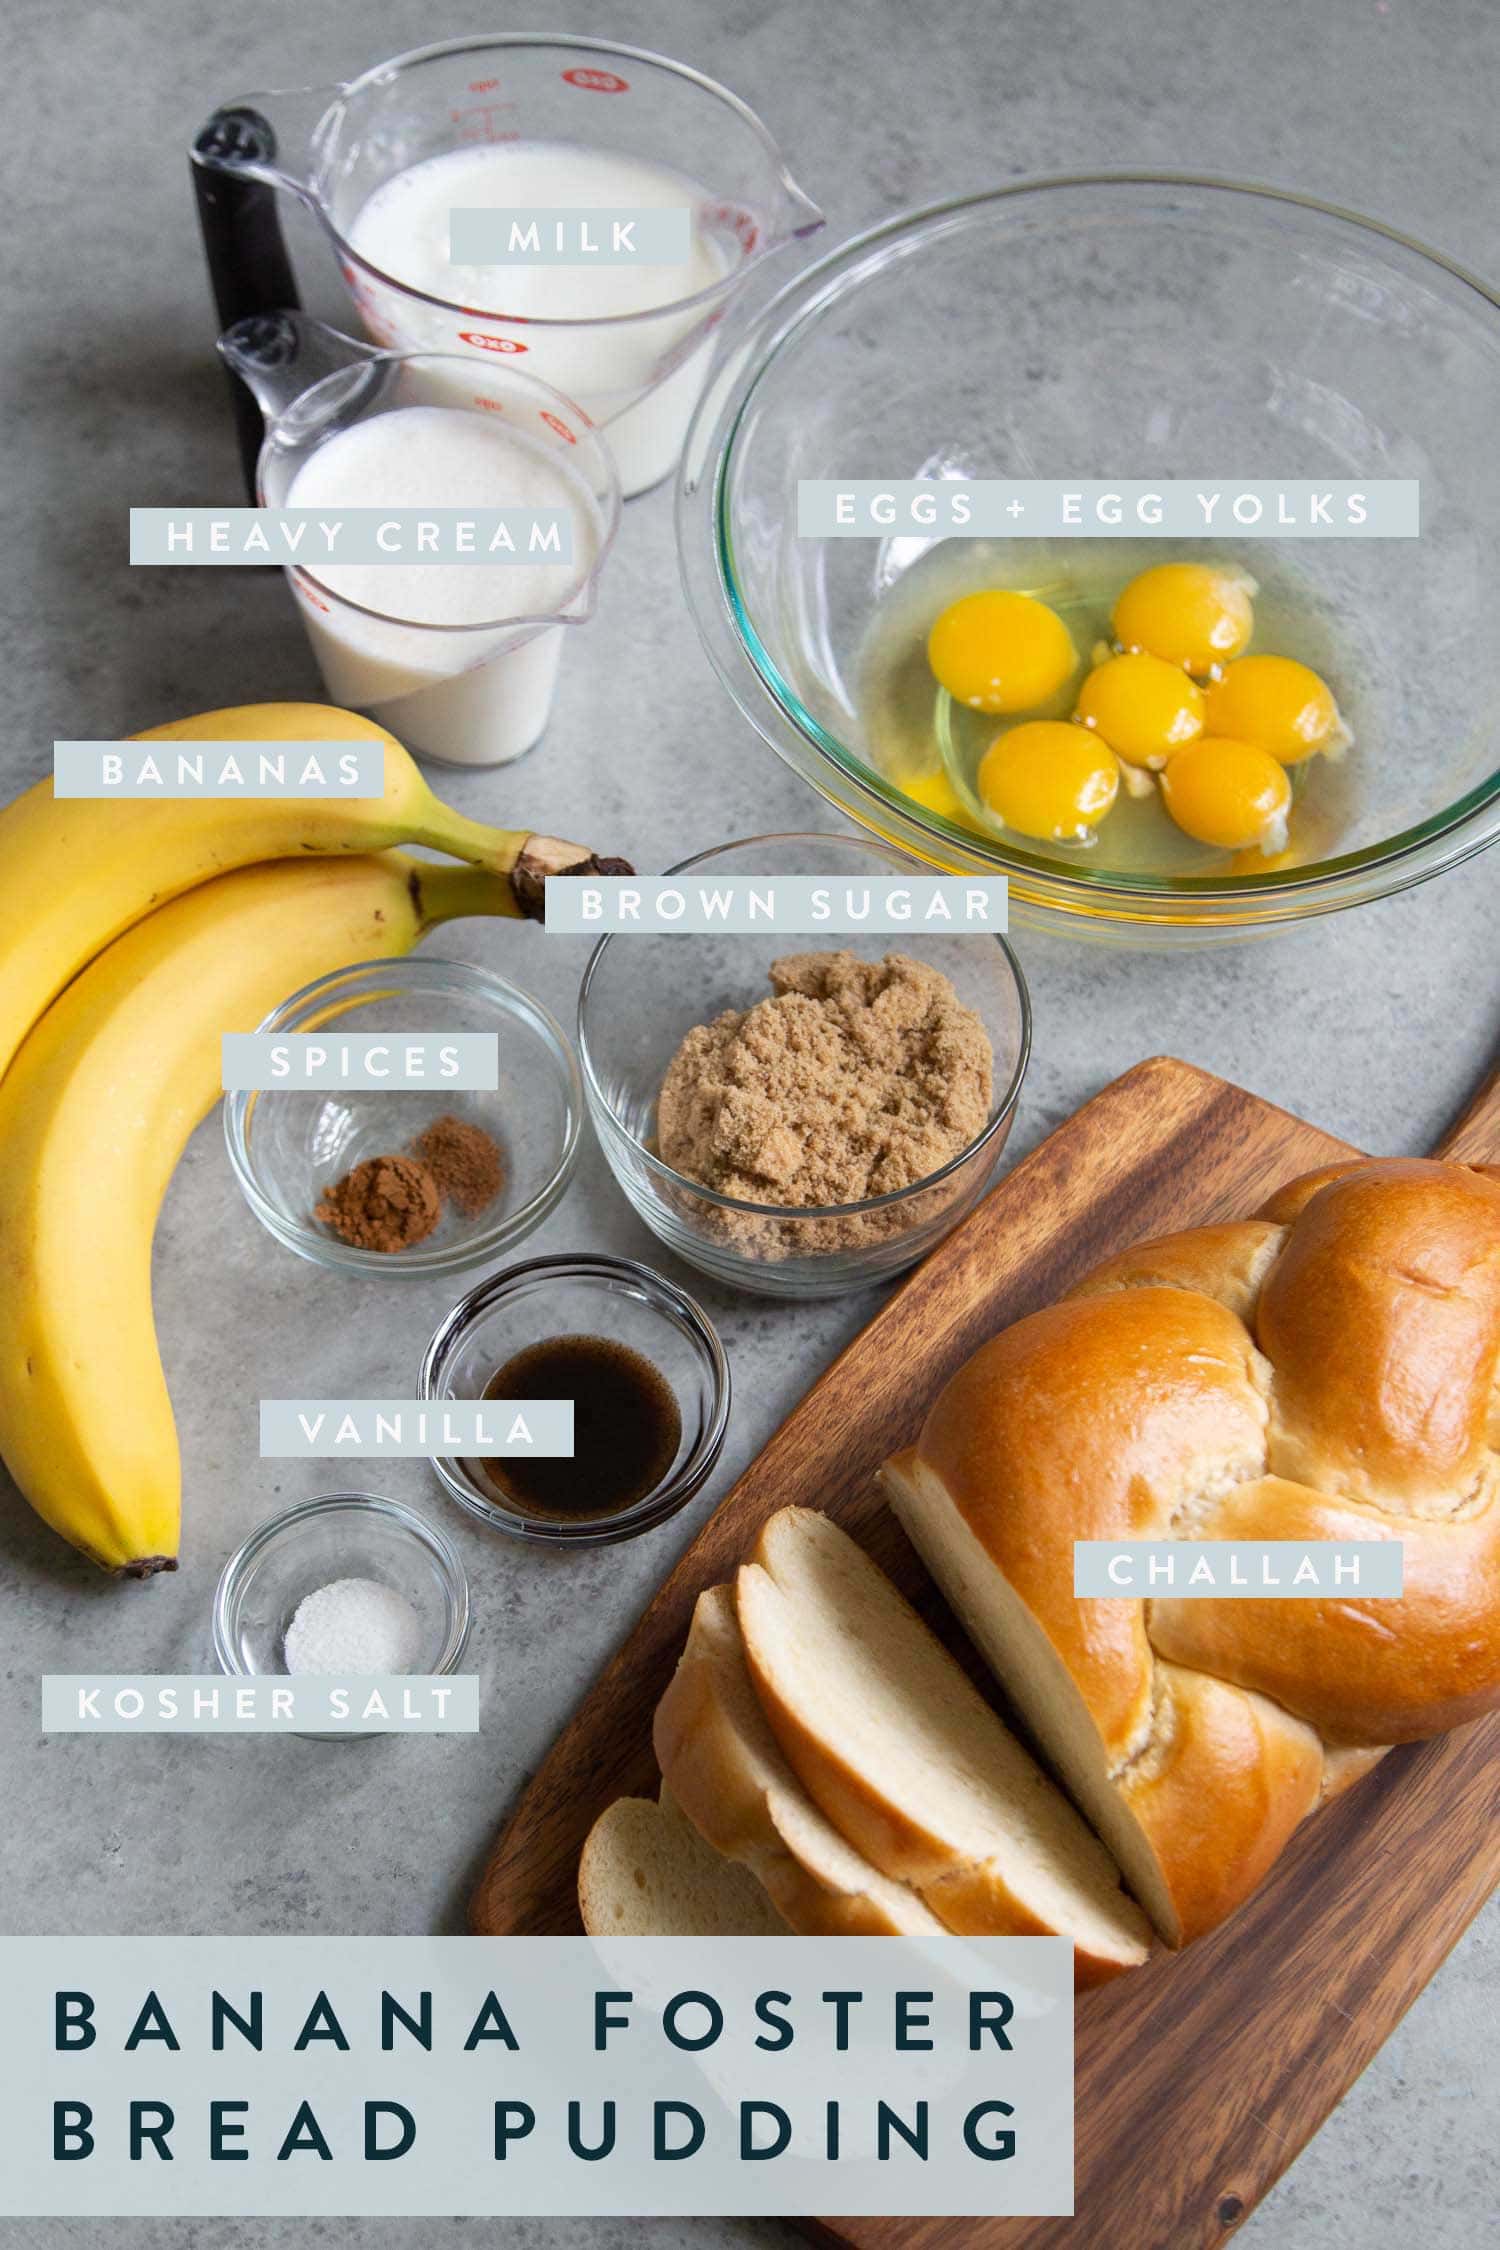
(1437, 1057), (1500, 1167)
(469, 1054), (1500, 2249)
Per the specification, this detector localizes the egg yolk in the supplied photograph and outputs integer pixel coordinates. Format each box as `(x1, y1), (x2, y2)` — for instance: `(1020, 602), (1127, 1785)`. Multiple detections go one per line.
(1204, 653), (1349, 764)
(928, 590), (1076, 713)
(898, 767), (981, 829)
(1160, 736), (1292, 853)
(1074, 652), (1205, 769)
(1228, 842), (1303, 875)
(1112, 563), (1256, 678)
(977, 721), (1119, 842)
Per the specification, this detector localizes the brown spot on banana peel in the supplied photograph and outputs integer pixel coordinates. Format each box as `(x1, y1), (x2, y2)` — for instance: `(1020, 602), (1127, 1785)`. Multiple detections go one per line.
(119, 1556), (178, 1579)
(509, 836), (635, 922)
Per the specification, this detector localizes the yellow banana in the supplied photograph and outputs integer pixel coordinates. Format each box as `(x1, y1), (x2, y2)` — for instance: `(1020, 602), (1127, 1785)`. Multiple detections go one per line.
(0, 701), (626, 1088)
(0, 850), (517, 1577)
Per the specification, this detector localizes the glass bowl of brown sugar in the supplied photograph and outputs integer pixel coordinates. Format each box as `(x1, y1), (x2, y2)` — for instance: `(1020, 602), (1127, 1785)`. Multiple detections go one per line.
(577, 833), (1032, 1299)
(225, 957), (583, 1277)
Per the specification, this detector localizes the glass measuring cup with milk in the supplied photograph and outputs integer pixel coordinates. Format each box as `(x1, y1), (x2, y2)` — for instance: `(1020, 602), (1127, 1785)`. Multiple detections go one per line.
(193, 36), (824, 496)
(221, 313), (620, 767)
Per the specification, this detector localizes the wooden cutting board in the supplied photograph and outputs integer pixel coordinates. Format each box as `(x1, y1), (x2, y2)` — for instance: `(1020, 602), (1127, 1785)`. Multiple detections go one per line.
(471, 1054), (1500, 2249)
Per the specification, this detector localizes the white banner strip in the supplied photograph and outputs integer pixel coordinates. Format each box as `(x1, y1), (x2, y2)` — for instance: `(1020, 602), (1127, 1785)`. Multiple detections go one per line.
(40, 1677), (478, 1734)
(258, 1400), (574, 1460)
(448, 207), (693, 264)
(798, 478), (1419, 539)
(53, 742), (385, 799)
(0, 1935), (1072, 2217)
(1074, 1538), (1404, 1597)
(545, 874), (1008, 935)
(222, 1035), (500, 1093)
(130, 509), (574, 566)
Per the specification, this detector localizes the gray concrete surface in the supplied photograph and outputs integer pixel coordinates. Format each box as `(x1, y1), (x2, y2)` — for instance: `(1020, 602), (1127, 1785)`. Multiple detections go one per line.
(2, 0), (1497, 2243)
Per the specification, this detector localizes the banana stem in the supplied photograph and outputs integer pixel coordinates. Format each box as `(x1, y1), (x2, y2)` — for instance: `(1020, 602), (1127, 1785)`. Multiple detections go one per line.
(410, 801), (634, 923)
(414, 860), (527, 926)
(409, 800), (533, 872)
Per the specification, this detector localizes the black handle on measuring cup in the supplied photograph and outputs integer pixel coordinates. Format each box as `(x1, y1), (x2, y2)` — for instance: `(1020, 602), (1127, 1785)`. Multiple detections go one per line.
(191, 108), (301, 499)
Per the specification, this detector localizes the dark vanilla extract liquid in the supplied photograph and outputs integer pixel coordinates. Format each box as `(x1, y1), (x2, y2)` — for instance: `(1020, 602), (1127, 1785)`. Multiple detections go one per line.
(475, 1334), (682, 1521)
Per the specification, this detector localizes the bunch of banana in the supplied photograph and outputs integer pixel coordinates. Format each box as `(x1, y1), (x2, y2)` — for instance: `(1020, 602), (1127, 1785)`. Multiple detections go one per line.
(0, 703), (629, 1576)
(0, 700), (628, 1084)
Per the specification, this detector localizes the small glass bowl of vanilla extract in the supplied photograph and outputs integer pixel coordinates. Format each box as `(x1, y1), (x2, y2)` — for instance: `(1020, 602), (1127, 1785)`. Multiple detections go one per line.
(419, 1253), (731, 1545)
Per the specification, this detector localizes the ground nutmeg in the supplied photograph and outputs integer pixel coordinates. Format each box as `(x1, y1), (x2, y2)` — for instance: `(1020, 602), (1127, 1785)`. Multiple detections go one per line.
(411, 1112), (507, 1218)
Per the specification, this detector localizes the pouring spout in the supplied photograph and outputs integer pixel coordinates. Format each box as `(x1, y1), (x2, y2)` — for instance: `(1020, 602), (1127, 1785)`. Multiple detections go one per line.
(217, 312), (382, 432)
(776, 173), (827, 244)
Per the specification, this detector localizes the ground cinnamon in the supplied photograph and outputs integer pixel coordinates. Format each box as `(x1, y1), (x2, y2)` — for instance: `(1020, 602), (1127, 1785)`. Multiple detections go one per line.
(411, 1113), (506, 1218)
(314, 1154), (442, 1253)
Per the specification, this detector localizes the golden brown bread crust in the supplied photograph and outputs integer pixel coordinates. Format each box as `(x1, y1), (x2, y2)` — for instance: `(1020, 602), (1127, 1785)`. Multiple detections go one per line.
(734, 1516), (1150, 1985)
(735, 1553), (1062, 1932)
(1148, 1476), (1500, 1742)
(895, 1156), (1500, 1946)
(751, 1837), (932, 1939)
(1117, 1663), (1322, 1944)
(653, 1585), (944, 1939)
(1254, 1160), (1500, 1517)
(916, 1864), (1139, 1988)
(1256, 1162), (1365, 1224)
(1070, 1219), (1285, 1324)
(914, 1285), (1273, 1763)
(734, 1646), (1140, 1986)
(653, 1589), (775, 1866)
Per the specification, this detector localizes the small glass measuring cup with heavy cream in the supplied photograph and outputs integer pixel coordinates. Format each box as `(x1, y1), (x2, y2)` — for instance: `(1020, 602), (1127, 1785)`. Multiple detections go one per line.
(222, 314), (620, 767)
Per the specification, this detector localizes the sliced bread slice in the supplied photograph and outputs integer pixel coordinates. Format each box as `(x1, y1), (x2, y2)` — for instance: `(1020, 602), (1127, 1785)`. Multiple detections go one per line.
(578, 1788), (789, 1938)
(735, 1508), (1151, 1984)
(655, 1584), (947, 1938)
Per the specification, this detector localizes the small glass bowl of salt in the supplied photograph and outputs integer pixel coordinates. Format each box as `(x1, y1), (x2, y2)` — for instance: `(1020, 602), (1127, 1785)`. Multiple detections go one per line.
(213, 1493), (469, 1739)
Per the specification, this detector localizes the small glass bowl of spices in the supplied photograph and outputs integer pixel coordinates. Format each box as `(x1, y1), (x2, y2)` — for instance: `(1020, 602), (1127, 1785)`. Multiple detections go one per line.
(224, 958), (583, 1278)
(212, 1492), (470, 1735)
(420, 1253), (731, 1546)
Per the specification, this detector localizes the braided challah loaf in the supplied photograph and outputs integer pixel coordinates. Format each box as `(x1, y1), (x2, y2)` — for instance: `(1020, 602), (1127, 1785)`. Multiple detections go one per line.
(881, 1157), (1500, 1948)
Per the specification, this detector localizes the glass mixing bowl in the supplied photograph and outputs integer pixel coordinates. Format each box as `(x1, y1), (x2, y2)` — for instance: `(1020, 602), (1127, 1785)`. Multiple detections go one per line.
(678, 176), (1500, 942)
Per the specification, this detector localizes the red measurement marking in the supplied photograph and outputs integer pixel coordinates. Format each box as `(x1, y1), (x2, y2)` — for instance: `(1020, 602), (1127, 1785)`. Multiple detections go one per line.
(472, 396), (506, 411)
(706, 204), (760, 255)
(539, 410), (577, 443)
(562, 66), (629, 92)
(468, 78), (500, 92)
(450, 101), (518, 143)
(459, 330), (528, 353)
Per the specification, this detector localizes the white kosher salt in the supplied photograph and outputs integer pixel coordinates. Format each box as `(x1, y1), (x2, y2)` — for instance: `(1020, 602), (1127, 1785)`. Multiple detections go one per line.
(283, 1577), (423, 1675)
